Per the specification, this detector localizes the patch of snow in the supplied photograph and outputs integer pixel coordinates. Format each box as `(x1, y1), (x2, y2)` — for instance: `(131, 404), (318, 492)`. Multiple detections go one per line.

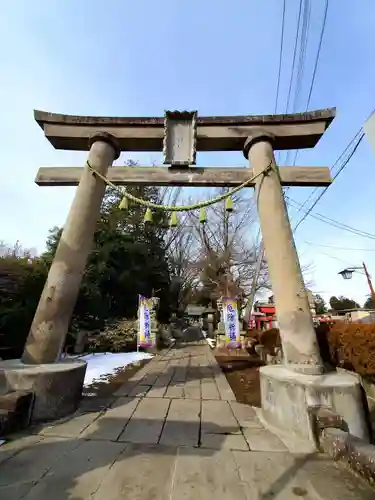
(206, 338), (216, 349)
(201, 330), (216, 349)
(78, 351), (153, 387)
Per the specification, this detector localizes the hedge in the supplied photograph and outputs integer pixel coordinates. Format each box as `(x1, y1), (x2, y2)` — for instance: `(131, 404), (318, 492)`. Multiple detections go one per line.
(320, 322), (375, 377)
(252, 322), (375, 377)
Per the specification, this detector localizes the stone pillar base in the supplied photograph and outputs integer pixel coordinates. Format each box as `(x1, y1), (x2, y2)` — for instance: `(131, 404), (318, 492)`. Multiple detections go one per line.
(259, 365), (369, 446)
(0, 359), (87, 422)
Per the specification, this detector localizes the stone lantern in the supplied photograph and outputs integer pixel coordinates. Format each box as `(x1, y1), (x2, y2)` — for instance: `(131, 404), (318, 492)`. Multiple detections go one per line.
(202, 306), (216, 338)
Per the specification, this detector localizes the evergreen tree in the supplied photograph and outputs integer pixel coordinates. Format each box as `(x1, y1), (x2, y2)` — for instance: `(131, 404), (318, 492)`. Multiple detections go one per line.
(0, 174), (172, 357)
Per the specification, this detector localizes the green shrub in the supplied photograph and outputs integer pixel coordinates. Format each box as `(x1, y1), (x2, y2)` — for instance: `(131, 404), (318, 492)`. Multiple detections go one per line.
(87, 319), (138, 353)
(0, 255), (48, 358)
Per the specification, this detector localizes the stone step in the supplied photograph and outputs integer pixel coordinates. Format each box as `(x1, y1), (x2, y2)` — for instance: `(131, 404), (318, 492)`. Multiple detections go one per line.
(0, 390), (34, 437)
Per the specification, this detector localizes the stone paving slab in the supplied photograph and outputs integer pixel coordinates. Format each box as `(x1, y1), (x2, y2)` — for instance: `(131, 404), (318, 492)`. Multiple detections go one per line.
(112, 352), (170, 396)
(92, 443), (177, 500)
(37, 411), (101, 438)
(113, 381), (139, 397)
(18, 440), (126, 500)
(200, 400), (249, 450)
(153, 370), (173, 387)
(229, 401), (263, 428)
(200, 432), (249, 451)
(172, 367), (187, 383)
(128, 384), (151, 398)
(0, 481), (36, 500)
(138, 373), (160, 386)
(215, 374), (237, 401)
(118, 398), (170, 444)
(201, 378), (220, 400)
(159, 398), (200, 447)
(183, 379), (201, 399)
(232, 450), (375, 500)
(164, 383), (185, 398)
(0, 436), (80, 488)
(82, 397), (140, 441)
(233, 450), (313, 499)
(79, 396), (116, 413)
(172, 447), (250, 499)
(243, 426), (288, 451)
(0, 433), (44, 467)
(201, 400), (241, 434)
(145, 385), (167, 398)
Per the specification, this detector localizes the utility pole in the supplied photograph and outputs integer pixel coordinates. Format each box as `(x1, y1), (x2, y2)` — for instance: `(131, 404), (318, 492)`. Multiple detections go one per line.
(243, 241), (265, 326)
(362, 262), (375, 303)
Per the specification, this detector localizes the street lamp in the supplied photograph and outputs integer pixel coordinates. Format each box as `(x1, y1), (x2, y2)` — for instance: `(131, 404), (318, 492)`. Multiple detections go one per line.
(338, 268), (357, 280)
(338, 262), (375, 302)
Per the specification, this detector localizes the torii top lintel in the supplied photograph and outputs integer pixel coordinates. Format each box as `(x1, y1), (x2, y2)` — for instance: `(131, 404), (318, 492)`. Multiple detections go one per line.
(34, 108), (335, 152)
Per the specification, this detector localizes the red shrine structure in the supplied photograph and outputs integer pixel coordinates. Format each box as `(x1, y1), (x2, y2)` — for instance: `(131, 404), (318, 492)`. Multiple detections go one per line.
(249, 293), (333, 331)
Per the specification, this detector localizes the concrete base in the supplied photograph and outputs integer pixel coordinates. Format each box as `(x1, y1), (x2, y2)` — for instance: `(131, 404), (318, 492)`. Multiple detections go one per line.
(259, 365), (369, 446)
(0, 359), (87, 422)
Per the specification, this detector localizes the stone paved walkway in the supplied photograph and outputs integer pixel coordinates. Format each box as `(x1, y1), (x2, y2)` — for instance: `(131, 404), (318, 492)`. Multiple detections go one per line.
(0, 342), (374, 499)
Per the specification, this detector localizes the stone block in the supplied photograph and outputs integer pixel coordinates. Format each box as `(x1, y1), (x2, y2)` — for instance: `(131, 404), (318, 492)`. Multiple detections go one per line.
(0, 391), (33, 436)
(321, 428), (375, 487)
(0, 359), (87, 422)
(259, 365), (370, 446)
(308, 406), (346, 432)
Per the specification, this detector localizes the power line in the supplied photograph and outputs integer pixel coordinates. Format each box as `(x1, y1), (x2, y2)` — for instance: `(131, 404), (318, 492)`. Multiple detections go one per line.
(310, 250), (356, 267)
(294, 105), (375, 225)
(284, 0), (311, 167)
(287, 196), (375, 239)
(274, 0), (286, 114)
(304, 209), (375, 239)
(305, 0), (329, 109)
(286, 191), (375, 240)
(295, 128), (363, 214)
(291, 0), (328, 167)
(298, 242), (357, 268)
(285, 0), (303, 117)
(293, 132), (365, 232)
(292, 0), (311, 113)
(303, 241), (375, 252)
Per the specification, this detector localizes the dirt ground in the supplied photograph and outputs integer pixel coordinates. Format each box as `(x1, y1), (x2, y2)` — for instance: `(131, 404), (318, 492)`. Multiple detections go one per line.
(215, 350), (264, 407)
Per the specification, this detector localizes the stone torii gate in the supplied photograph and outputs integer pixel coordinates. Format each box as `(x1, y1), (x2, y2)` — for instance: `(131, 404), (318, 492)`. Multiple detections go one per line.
(18, 108), (369, 442)
(26, 108), (333, 371)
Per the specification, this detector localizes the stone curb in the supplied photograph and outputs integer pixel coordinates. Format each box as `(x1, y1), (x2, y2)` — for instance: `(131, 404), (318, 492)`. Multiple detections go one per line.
(321, 427), (375, 487)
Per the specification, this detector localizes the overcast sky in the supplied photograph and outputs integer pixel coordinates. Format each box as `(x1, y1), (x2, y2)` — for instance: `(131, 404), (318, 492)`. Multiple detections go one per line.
(1, 0), (374, 306)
